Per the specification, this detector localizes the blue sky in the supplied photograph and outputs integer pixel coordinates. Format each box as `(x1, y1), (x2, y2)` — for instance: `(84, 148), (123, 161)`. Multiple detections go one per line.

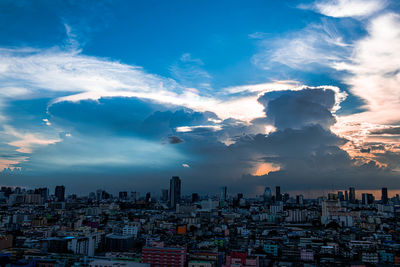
(1, 0), (400, 196)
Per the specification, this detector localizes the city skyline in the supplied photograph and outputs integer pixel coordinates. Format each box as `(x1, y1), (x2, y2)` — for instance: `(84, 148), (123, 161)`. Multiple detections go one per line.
(1, 0), (400, 195)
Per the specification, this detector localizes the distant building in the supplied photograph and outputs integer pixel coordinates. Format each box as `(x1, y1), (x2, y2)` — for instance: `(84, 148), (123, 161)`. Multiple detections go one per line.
(276, 186), (282, 202)
(349, 187), (356, 203)
(55, 185), (65, 202)
(161, 189), (168, 202)
(169, 176), (181, 208)
(34, 187), (49, 202)
(142, 246), (186, 267)
(220, 186), (227, 207)
(105, 234), (135, 252)
(264, 187), (272, 204)
(382, 187), (388, 204)
(119, 191), (128, 201)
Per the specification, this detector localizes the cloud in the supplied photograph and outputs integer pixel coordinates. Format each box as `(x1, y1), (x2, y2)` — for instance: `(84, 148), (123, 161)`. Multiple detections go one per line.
(168, 136), (184, 144)
(252, 19), (352, 70)
(332, 13), (400, 158)
(370, 127), (400, 135)
(309, 0), (387, 18)
(258, 86), (346, 130)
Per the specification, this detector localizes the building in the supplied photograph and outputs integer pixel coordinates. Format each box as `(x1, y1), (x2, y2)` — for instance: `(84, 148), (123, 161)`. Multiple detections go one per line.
(220, 186), (227, 207)
(382, 187), (388, 204)
(276, 186), (282, 202)
(89, 260), (149, 267)
(161, 189), (169, 202)
(55, 185), (65, 202)
(349, 187), (356, 203)
(169, 176), (181, 208)
(142, 246), (186, 267)
(34, 188), (49, 202)
(105, 234), (135, 252)
(263, 187), (272, 204)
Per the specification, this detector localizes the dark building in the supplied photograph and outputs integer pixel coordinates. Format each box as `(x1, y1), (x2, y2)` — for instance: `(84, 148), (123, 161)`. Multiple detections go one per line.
(55, 186), (65, 202)
(345, 190), (348, 201)
(161, 189), (169, 202)
(145, 192), (151, 203)
(382, 187), (388, 204)
(119, 191), (128, 201)
(362, 193), (375, 205)
(105, 234), (135, 252)
(349, 187), (356, 203)
(34, 187), (49, 202)
(169, 176), (181, 208)
(276, 186), (282, 202)
(191, 193), (199, 203)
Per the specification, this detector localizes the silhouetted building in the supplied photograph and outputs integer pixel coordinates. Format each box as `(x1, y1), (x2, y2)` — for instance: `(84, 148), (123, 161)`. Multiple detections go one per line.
(264, 187), (272, 204)
(338, 191), (344, 201)
(345, 190), (348, 201)
(191, 193), (199, 203)
(55, 186), (65, 202)
(349, 187), (356, 203)
(220, 186), (227, 207)
(382, 187), (388, 204)
(169, 176), (181, 208)
(119, 191), (128, 201)
(276, 186), (282, 202)
(35, 187), (49, 202)
(145, 192), (151, 203)
(362, 193), (375, 205)
(161, 189), (169, 202)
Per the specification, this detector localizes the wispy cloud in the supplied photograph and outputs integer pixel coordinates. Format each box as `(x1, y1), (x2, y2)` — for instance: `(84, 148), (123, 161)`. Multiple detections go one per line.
(304, 0), (387, 18)
(252, 19), (352, 70)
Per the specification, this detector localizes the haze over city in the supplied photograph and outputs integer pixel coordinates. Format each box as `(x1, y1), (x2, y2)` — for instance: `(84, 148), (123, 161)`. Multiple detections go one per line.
(1, 0), (400, 197)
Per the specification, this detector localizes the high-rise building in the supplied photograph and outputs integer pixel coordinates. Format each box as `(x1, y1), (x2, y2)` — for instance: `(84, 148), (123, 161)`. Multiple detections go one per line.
(145, 192), (151, 203)
(338, 191), (344, 201)
(55, 186), (65, 202)
(161, 189), (169, 202)
(119, 191), (128, 201)
(296, 195), (304, 205)
(349, 187), (356, 204)
(264, 187), (272, 204)
(345, 190), (348, 201)
(219, 186), (227, 207)
(169, 176), (181, 208)
(276, 186), (282, 202)
(35, 187), (49, 202)
(381, 187), (388, 204)
(362, 193), (375, 205)
(191, 193), (199, 203)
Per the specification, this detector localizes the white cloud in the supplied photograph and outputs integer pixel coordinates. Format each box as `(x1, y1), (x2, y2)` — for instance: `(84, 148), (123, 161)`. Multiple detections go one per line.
(310, 0), (386, 18)
(252, 20), (351, 70)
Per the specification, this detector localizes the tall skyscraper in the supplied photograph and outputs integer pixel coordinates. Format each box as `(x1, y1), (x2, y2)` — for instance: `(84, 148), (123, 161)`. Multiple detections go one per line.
(345, 190), (348, 201)
(349, 187), (356, 203)
(220, 186), (227, 207)
(169, 176), (181, 208)
(337, 191), (344, 201)
(276, 186), (282, 202)
(263, 187), (272, 204)
(55, 185), (65, 202)
(382, 187), (388, 204)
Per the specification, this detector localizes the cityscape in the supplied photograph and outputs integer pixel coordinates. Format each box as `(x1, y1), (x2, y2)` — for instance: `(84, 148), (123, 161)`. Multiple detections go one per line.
(0, 177), (399, 266)
(1, 0), (400, 266)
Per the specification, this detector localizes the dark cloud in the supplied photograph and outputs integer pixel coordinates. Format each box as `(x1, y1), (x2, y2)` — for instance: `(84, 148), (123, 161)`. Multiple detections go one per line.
(370, 126), (400, 135)
(360, 148), (371, 153)
(3, 89), (400, 195)
(168, 136), (184, 144)
(258, 88), (337, 130)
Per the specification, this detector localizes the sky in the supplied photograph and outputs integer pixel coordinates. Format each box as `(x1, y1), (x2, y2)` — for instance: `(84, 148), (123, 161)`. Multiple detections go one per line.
(1, 0), (400, 196)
